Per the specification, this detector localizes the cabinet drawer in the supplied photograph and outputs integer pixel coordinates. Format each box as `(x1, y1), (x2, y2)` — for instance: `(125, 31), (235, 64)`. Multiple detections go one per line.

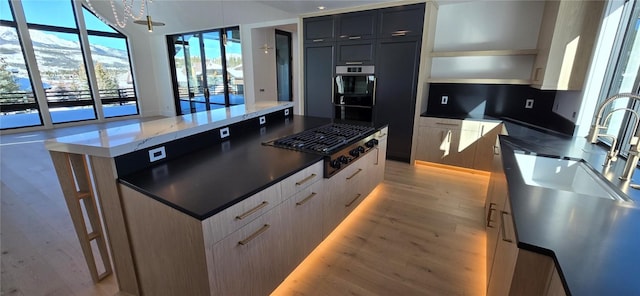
(337, 10), (377, 40)
(304, 15), (336, 43)
(281, 161), (323, 199)
(419, 117), (462, 128)
(208, 205), (290, 296)
(378, 3), (425, 38)
(202, 184), (282, 245)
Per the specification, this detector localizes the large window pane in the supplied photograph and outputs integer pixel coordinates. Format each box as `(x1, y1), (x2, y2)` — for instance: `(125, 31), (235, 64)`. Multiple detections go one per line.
(29, 29), (96, 123)
(1, 0), (13, 21)
(0, 25), (43, 129)
(203, 31), (224, 106)
(225, 28), (243, 105)
(87, 35), (138, 117)
(22, 0), (77, 29)
(82, 7), (117, 33)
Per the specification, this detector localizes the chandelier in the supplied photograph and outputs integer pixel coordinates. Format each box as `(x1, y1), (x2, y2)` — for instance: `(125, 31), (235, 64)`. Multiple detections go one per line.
(85, 0), (165, 32)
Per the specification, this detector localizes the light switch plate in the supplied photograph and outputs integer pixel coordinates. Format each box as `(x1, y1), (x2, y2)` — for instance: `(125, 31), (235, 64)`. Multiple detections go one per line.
(259, 116), (266, 125)
(284, 109), (290, 116)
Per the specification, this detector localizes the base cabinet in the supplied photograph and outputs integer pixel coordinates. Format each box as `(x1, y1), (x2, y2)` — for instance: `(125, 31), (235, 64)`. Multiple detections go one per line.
(486, 140), (568, 296)
(416, 117), (503, 171)
(119, 136), (388, 296)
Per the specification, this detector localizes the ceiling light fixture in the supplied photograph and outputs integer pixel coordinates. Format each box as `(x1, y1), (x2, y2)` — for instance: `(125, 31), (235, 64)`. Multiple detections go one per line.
(85, 0), (165, 31)
(318, 6), (326, 10)
(132, 0), (165, 32)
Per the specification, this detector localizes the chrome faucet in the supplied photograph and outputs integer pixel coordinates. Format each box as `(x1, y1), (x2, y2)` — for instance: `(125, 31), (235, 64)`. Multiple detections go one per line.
(587, 93), (640, 180)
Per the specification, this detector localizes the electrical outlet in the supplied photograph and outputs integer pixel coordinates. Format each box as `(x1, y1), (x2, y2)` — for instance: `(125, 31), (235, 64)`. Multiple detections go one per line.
(525, 99), (534, 109)
(441, 95), (448, 105)
(220, 127), (230, 139)
(148, 146), (166, 162)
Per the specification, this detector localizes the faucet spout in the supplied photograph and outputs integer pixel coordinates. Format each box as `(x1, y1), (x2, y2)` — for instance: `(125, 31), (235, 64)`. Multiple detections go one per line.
(587, 93), (640, 179)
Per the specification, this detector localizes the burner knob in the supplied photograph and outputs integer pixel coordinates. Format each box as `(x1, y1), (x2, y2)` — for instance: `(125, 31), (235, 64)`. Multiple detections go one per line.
(339, 155), (349, 164)
(349, 148), (360, 157)
(365, 139), (378, 148)
(357, 146), (365, 153)
(330, 159), (341, 169)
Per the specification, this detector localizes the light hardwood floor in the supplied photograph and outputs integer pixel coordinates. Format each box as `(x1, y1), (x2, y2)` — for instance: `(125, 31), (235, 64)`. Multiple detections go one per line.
(1, 122), (488, 296)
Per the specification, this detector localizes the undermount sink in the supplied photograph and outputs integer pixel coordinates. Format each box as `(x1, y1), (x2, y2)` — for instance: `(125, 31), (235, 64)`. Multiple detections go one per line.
(514, 153), (629, 202)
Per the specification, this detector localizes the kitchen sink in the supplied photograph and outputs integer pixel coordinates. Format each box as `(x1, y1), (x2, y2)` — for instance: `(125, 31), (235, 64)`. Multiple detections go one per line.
(514, 153), (629, 202)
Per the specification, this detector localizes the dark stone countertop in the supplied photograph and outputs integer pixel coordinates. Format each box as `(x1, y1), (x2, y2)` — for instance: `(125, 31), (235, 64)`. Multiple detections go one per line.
(498, 126), (640, 296)
(119, 116), (385, 220)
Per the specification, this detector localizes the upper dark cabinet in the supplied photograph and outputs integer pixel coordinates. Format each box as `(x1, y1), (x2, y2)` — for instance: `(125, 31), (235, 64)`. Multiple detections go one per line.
(378, 3), (425, 38)
(336, 40), (376, 65)
(337, 10), (377, 40)
(304, 15), (336, 43)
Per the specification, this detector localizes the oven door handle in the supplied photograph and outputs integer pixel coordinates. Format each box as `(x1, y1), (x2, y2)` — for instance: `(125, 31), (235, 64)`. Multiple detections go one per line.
(372, 77), (377, 106)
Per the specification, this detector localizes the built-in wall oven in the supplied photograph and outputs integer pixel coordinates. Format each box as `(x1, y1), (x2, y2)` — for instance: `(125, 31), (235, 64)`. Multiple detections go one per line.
(334, 66), (375, 122)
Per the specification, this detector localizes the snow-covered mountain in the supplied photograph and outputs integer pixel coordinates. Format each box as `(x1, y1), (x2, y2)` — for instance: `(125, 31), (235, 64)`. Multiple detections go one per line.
(0, 26), (130, 77)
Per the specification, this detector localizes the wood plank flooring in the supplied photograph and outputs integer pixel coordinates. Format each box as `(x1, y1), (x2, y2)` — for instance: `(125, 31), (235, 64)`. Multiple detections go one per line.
(1, 122), (488, 296)
(272, 161), (489, 296)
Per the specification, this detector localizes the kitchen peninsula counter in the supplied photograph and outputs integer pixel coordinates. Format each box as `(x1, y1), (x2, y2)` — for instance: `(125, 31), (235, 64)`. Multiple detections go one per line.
(421, 113), (640, 295)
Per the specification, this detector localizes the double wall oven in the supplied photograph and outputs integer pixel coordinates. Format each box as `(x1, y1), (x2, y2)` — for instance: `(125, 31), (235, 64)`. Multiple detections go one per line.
(333, 66), (375, 122)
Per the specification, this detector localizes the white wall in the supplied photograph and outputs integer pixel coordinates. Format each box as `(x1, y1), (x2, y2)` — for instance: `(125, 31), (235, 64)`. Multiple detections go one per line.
(251, 27), (278, 102)
(430, 1), (544, 81)
(88, 0), (297, 117)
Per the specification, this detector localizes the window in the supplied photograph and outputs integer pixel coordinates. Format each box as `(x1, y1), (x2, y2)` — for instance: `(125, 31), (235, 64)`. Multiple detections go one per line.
(168, 27), (243, 115)
(0, 1), (43, 129)
(0, 0), (139, 130)
(597, 0), (640, 157)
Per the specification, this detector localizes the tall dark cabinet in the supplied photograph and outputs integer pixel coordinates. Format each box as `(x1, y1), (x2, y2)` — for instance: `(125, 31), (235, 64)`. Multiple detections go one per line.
(374, 4), (424, 162)
(303, 15), (335, 118)
(375, 37), (422, 162)
(303, 3), (425, 162)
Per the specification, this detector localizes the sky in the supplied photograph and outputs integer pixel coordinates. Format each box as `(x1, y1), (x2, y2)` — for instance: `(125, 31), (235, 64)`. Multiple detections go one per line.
(2, 0), (127, 51)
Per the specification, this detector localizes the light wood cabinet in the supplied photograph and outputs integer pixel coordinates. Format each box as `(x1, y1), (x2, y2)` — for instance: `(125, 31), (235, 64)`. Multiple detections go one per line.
(487, 197), (518, 296)
(416, 117), (503, 170)
(119, 138), (389, 296)
(473, 122), (504, 171)
(209, 204), (291, 296)
(485, 140), (569, 296)
(285, 180), (325, 265)
(372, 127), (389, 186)
(202, 184), (282, 245)
(530, 0), (605, 90)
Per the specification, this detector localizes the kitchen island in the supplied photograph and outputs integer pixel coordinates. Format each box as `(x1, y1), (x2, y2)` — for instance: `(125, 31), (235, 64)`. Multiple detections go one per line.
(45, 101), (388, 295)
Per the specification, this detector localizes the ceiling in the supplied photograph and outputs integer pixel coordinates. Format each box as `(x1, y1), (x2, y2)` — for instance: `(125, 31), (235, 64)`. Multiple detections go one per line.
(255, 0), (402, 15)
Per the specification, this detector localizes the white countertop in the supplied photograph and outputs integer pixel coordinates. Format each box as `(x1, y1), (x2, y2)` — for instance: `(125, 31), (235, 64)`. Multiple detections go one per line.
(45, 102), (294, 157)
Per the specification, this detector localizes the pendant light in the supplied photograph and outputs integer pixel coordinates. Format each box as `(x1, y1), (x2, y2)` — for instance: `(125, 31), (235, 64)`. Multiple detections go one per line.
(132, 0), (165, 32)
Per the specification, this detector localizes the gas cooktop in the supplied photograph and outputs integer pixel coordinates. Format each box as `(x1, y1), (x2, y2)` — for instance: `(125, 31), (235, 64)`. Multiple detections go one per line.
(264, 123), (379, 178)
(264, 123), (375, 155)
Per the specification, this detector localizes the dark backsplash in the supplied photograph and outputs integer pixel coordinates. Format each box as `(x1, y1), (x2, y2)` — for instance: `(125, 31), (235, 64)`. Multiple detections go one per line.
(425, 83), (576, 136)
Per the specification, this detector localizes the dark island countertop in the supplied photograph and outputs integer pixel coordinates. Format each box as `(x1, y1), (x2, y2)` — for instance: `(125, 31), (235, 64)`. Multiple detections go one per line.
(499, 123), (640, 295)
(119, 116), (333, 220)
(119, 116), (386, 221)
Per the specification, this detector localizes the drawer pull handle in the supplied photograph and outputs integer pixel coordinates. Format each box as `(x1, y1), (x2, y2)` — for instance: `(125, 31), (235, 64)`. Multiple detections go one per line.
(348, 36), (362, 40)
(346, 168), (363, 180)
(486, 203), (496, 228)
(345, 61), (363, 65)
(345, 193), (362, 207)
(493, 145), (500, 155)
(391, 32), (406, 37)
(295, 173), (317, 186)
(312, 39), (324, 42)
(296, 192), (318, 206)
(435, 122), (459, 127)
(500, 211), (513, 243)
(238, 224), (270, 246)
(378, 133), (387, 137)
(235, 201), (268, 220)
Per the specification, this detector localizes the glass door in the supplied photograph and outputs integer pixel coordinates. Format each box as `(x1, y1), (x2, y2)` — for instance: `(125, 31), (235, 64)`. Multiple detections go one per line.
(169, 27), (242, 115)
(276, 30), (292, 102)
